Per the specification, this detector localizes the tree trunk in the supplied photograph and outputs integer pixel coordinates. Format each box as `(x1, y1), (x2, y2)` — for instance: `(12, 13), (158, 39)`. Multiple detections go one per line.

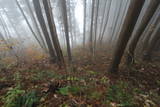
(42, 0), (65, 67)
(89, 0), (95, 55)
(83, 0), (87, 47)
(98, 0), (107, 43)
(99, 0), (112, 44)
(15, 0), (43, 49)
(61, 0), (72, 63)
(143, 21), (160, 61)
(33, 0), (57, 63)
(126, 0), (160, 64)
(110, 1), (123, 43)
(108, 0), (145, 73)
(142, 4), (160, 52)
(24, 0), (47, 51)
(94, 0), (100, 55)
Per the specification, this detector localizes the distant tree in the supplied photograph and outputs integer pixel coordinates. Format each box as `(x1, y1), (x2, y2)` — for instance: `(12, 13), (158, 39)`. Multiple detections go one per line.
(126, 0), (160, 64)
(93, 0), (100, 54)
(108, 0), (145, 73)
(83, 0), (87, 47)
(24, 0), (47, 51)
(14, 0), (43, 49)
(98, 0), (107, 43)
(110, 1), (123, 43)
(67, 0), (74, 48)
(89, 0), (95, 55)
(99, 0), (112, 44)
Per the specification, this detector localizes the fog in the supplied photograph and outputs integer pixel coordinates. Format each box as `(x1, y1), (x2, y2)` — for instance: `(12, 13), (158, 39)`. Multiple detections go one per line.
(0, 0), (160, 106)
(0, 0), (159, 71)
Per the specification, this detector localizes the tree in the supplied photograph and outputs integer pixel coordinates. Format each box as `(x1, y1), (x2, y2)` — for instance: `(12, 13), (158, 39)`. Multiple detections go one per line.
(108, 0), (145, 73)
(93, 0), (100, 54)
(143, 21), (160, 61)
(83, 0), (87, 47)
(89, 0), (95, 55)
(142, 4), (160, 52)
(99, 0), (112, 44)
(126, 0), (160, 64)
(14, 0), (43, 49)
(98, 0), (107, 43)
(112, 0), (130, 45)
(33, 0), (57, 63)
(42, 0), (65, 67)
(24, 0), (47, 51)
(110, 1), (123, 43)
(60, 0), (72, 63)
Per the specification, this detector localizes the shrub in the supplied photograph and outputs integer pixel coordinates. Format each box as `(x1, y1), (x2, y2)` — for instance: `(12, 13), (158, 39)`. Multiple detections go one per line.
(3, 87), (40, 107)
(106, 82), (135, 107)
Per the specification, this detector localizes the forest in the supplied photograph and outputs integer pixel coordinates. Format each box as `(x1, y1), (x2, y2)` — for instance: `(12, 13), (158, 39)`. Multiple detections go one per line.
(0, 0), (160, 107)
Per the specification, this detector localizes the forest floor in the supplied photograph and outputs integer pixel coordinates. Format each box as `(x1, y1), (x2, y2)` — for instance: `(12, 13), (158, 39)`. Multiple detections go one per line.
(0, 49), (160, 107)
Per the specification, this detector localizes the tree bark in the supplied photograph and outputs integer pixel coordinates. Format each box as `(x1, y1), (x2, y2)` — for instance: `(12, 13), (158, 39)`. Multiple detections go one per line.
(110, 1), (123, 43)
(83, 0), (87, 47)
(143, 21), (160, 61)
(126, 0), (160, 64)
(60, 0), (72, 63)
(94, 0), (100, 55)
(142, 4), (160, 52)
(99, 0), (112, 44)
(108, 0), (145, 73)
(42, 0), (65, 67)
(33, 0), (57, 63)
(89, 0), (95, 55)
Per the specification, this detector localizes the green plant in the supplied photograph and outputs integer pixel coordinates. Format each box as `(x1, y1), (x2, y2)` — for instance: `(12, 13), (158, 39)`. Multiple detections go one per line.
(106, 82), (134, 107)
(67, 76), (80, 81)
(3, 87), (40, 107)
(18, 90), (40, 107)
(58, 86), (84, 96)
(31, 71), (55, 81)
(100, 76), (109, 84)
(87, 70), (97, 75)
(58, 86), (70, 96)
(3, 86), (25, 107)
(89, 91), (102, 100)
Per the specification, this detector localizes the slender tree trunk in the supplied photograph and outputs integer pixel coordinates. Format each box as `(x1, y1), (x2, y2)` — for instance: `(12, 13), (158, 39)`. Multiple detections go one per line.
(24, 0), (47, 51)
(68, 0), (74, 48)
(126, 0), (160, 64)
(0, 12), (12, 39)
(99, 0), (112, 44)
(89, 0), (95, 55)
(33, 0), (57, 63)
(112, 0), (130, 45)
(15, 0), (43, 49)
(61, 0), (72, 63)
(83, 0), (87, 47)
(43, 0), (65, 67)
(110, 1), (123, 43)
(98, 0), (108, 42)
(143, 21), (160, 61)
(142, 4), (160, 52)
(108, 0), (145, 73)
(93, 0), (99, 55)
(0, 13), (9, 38)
